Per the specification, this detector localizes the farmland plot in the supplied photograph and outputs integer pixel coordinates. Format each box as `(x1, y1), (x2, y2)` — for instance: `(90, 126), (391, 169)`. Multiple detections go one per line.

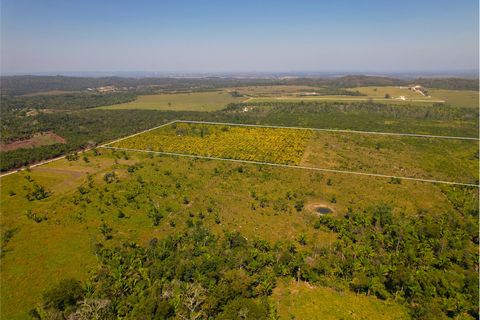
(109, 121), (478, 185)
(110, 122), (313, 165)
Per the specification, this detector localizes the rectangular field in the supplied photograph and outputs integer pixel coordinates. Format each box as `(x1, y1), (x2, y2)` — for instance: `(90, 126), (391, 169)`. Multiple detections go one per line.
(110, 122), (313, 165)
(97, 91), (245, 111)
(108, 121), (479, 185)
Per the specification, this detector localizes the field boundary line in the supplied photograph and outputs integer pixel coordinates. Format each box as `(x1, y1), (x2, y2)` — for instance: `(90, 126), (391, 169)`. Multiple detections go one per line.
(250, 97), (446, 103)
(1, 118), (477, 178)
(0, 120), (179, 178)
(100, 146), (480, 187)
(99, 120), (179, 147)
(175, 120), (479, 140)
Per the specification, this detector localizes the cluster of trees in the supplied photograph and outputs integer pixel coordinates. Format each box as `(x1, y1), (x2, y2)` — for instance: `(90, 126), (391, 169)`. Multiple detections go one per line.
(311, 205), (478, 319)
(32, 226), (302, 319)
(220, 101), (479, 138)
(224, 101), (478, 122)
(415, 78), (479, 91)
(30, 201), (478, 319)
(1, 92), (137, 113)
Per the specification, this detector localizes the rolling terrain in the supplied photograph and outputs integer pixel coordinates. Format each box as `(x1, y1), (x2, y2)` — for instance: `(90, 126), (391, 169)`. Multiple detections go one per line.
(0, 76), (478, 319)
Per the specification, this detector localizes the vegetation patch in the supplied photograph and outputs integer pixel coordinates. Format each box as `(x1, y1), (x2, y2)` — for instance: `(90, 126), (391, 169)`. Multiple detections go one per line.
(110, 122), (314, 165)
(98, 91), (246, 111)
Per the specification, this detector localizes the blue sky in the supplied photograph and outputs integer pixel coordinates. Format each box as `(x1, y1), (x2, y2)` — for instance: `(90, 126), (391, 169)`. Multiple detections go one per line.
(1, 0), (478, 73)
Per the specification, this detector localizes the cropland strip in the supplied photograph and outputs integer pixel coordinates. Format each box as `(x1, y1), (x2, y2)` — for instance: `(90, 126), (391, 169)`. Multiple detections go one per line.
(105, 121), (479, 187)
(109, 122), (314, 165)
(97, 91), (246, 111)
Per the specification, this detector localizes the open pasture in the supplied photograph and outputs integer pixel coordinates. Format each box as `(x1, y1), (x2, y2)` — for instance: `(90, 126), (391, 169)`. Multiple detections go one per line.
(245, 86), (477, 107)
(247, 95), (441, 105)
(428, 88), (479, 108)
(350, 86), (427, 99)
(301, 131), (479, 185)
(98, 90), (246, 111)
(231, 85), (321, 96)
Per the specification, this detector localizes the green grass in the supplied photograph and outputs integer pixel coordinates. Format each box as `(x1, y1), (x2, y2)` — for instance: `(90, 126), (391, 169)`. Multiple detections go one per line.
(20, 90), (78, 97)
(301, 132), (479, 184)
(428, 89), (479, 108)
(351, 86), (426, 99)
(248, 86), (478, 107)
(111, 122), (478, 185)
(232, 85), (321, 96)
(0, 148), (461, 319)
(351, 86), (479, 108)
(247, 96), (440, 105)
(97, 91), (246, 111)
(272, 280), (409, 320)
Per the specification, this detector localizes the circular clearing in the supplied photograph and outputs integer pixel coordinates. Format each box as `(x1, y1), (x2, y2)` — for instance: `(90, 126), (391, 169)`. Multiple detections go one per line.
(306, 202), (335, 215)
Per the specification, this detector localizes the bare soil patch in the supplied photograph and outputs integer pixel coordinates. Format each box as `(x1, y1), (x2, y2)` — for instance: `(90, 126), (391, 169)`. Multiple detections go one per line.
(1, 132), (66, 152)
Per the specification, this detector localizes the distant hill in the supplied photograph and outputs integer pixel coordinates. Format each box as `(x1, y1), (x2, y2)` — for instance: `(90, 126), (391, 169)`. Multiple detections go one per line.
(1, 74), (477, 95)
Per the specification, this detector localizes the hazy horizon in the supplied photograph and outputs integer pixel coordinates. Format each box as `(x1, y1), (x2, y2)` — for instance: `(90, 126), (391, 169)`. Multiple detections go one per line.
(1, 0), (479, 74)
(1, 70), (479, 79)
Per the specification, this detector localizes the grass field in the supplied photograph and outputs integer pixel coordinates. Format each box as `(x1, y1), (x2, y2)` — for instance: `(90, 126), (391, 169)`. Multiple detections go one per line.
(98, 91), (246, 111)
(232, 85), (320, 96)
(301, 131), (479, 184)
(352, 86), (479, 108)
(351, 86), (426, 99)
(428, 89), (479, 108)
(1, 146), (464, 319)
(96, 86), (477, 112)
(109, 122), (478, 185)
(245, 86), (479, 107)
(272, 280), (409, 319)
(20, 90), (78, 97)
(246, 95), (441, 105)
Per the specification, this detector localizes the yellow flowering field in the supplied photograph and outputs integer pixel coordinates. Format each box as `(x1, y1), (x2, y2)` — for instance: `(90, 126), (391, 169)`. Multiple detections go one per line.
(111, 122), (313, 165)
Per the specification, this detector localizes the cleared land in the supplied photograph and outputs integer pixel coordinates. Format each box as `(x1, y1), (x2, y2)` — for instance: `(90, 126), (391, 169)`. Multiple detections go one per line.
(247, 95), (442, 105)
(231, 85), (321, 96)
(301, 131), (479, 185)
(428, 89), (479, 108)
(1, 147), (467, 319)
(98, 91), (245, 111)
(109, 122), (479, 185)
(97, 86), (477, 111)
(0, 132), (66, 152)
(244, 86), (479, 106)
(351, 86), (426, 99)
